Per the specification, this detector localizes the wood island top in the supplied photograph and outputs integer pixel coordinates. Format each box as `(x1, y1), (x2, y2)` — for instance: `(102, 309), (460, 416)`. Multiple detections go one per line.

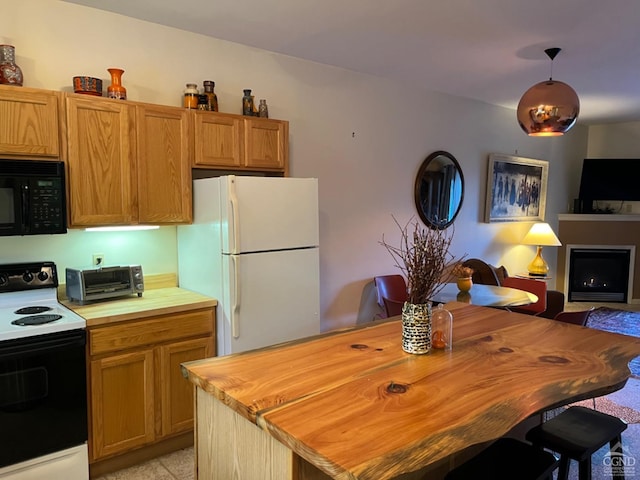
(183, 302), (640, 480)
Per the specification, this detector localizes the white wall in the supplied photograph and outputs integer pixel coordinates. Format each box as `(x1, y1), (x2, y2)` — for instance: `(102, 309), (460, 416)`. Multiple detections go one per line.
(1, 0), (589, 331)
(587, 122), (640, 158)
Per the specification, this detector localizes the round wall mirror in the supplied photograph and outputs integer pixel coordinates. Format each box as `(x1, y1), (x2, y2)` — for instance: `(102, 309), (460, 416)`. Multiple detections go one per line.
(414, 150), (465, 229)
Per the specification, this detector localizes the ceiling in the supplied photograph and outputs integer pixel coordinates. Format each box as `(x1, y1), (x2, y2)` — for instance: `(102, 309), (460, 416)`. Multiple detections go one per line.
(63, 0), (640, 126)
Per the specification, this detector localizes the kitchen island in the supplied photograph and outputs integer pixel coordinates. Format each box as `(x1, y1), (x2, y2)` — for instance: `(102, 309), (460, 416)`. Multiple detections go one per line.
(182, 302), (640, 480)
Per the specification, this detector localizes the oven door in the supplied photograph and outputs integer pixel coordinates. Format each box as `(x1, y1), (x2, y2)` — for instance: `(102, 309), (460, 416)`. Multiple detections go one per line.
(0, 329), (88, 469)
(0, 176), (23, 237)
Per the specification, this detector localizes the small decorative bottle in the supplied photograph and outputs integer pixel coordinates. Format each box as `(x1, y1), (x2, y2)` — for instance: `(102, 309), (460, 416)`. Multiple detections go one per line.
(258, 99), (269, 118)
(184, 83), (198, 109)
(203, 81), (218, 112)
(242, 89), (254, 116)
(431, 303), (453, 350)
(197, 94), (209, 110)
(0, 45), (23, 86)
(107, 68), (126, 100)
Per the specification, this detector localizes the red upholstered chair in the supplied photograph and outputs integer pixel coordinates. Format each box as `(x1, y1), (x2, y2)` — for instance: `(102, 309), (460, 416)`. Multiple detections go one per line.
(373, 275), (407, 318)
(502, 276), (547, 316)
(553, 307), (594, 326)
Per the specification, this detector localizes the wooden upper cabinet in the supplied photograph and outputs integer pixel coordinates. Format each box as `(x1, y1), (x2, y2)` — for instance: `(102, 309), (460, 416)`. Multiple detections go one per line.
(193, 111), (243, 168)
(193, 111), (288, 174)
(66, 96), (193, 227)
(66, 95), (137, 226)
(136, 104), (192, 224)
(0, 85), (60, 157)
(244, 117), (288, 172)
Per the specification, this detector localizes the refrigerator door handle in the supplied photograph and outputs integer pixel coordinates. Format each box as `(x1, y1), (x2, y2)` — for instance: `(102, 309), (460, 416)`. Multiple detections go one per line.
(229, 179), (240, 253)
(231, 255), (240, 338)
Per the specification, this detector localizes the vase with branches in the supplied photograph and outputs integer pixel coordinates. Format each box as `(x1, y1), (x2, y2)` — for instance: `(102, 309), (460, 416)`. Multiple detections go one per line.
(380, 217), (465, 354)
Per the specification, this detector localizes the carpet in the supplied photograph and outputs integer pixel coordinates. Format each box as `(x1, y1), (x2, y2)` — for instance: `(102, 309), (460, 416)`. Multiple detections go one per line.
(570, 397), (640, 424)
(586, 306), (640, 376)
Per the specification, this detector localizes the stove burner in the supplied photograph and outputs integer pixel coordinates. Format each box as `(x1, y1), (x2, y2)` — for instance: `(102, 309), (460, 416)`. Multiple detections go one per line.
(14, 305), (52, 315)
(11, 314), (63, 326)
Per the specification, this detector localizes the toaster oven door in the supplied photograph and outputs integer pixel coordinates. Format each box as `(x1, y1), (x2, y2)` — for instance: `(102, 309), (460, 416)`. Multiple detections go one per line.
(83, 268), (132, 295)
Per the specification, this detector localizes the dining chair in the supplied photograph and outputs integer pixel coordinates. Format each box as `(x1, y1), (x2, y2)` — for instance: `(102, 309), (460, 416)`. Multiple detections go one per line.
(502, 276), (547, 315)
(373, 275), (407, 318)
(553, 307), (595, 326)
(462, 258), (508, 286)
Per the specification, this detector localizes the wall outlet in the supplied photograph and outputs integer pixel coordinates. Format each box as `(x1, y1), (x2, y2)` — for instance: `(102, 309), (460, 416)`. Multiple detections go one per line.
(92, 254), (105, 266)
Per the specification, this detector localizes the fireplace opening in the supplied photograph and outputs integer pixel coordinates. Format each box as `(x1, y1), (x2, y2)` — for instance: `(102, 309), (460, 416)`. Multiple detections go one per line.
(568, 248), (631, 302)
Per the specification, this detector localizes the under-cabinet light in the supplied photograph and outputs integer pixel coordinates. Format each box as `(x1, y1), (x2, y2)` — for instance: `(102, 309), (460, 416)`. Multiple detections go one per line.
(85, 225), (160, 232)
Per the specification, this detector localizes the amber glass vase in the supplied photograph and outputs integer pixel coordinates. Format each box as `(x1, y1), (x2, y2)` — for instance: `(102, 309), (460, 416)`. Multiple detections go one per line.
(107, 68), (126, 100)
(456, 277), (473, 293)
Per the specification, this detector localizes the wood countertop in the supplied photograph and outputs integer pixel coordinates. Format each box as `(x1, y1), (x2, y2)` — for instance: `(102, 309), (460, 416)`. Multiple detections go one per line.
(62, 287), (217, 327)
(183, 302), (640, 480)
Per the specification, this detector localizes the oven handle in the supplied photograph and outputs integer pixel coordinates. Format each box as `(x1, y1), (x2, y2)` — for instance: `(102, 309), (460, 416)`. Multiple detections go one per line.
(0, 329), (86, 360)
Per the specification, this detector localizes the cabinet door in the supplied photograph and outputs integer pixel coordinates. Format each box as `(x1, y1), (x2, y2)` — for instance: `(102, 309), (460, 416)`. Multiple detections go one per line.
(0, 85), (60, 157)
(244, 118), (288, 171)
(66, 95), (137, 226)
(159, 336), (214, 436)
(193, 112), (243, 168)
(90, 349), (155, 460)
(137, 104), (192, 224)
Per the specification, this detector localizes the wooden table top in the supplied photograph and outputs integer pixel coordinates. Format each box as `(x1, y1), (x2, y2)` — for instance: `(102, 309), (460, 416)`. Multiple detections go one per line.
(183, 302), (640, 480)
(431, 283), (538, 307)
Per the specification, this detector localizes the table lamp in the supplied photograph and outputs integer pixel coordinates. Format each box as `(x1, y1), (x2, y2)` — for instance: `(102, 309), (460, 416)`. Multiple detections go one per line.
(522, 222), (561, 276)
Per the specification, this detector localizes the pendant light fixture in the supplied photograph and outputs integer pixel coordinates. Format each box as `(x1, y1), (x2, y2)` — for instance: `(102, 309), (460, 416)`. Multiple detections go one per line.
(517, 47), (580, 136)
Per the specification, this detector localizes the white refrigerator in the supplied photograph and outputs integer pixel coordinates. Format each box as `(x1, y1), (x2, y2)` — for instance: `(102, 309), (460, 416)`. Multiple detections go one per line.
(177, 175), (320, 356)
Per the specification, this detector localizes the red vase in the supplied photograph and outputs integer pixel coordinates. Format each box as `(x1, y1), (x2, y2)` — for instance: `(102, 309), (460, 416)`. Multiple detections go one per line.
(0, 45), (23, 86)
(107, 68), (126, 100)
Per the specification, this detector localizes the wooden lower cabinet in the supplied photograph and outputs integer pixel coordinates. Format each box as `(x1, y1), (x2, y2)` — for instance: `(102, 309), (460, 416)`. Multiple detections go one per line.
(88, 308), (215, 463)
(90, 349), (155, 459)
(159, 337), (212, 436)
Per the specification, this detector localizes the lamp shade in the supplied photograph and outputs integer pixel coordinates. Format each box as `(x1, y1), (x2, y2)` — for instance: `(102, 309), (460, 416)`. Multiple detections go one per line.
(517, 80), (580, 136)
(516, 47), (580, 137)
(522, 223), (561, 247)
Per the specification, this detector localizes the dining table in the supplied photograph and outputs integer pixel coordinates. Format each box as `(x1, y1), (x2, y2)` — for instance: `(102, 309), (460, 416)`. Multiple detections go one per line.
(182, 301), (640, 480)
(430, 282), (537, 308)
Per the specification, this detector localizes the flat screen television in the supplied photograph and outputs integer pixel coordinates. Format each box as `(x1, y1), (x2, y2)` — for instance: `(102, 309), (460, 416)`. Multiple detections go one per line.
(578, 158), (640, 205)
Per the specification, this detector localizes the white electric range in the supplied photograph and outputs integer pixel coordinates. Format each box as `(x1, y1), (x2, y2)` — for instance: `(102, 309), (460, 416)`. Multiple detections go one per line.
(0, 261), (88, 480)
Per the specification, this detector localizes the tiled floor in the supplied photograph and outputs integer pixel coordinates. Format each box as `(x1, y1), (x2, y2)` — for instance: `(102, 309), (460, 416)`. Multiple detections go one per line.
(94, 447), (194, 480)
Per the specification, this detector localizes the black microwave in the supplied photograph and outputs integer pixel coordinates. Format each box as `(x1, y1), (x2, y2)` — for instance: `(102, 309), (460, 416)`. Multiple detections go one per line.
(0, 159), (67, 236)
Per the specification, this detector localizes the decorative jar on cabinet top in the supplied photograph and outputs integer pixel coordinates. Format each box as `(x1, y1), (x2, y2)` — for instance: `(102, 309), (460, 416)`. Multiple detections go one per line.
(107, 68), (126, 100)
(0, 45), (23, 86)
(242, 89), (254, 116)
(203, 80), (218, 111)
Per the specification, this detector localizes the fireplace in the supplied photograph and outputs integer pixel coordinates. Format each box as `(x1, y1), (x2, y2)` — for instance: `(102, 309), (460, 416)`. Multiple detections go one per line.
(567, 246), (633, 302)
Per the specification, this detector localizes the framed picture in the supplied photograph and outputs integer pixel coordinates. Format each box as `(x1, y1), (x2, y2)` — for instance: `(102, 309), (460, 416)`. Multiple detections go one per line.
(485, 154), (548, 222)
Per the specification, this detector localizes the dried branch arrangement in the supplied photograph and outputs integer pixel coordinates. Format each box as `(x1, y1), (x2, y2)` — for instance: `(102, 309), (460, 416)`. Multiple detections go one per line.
(380, 217), (464, 304)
